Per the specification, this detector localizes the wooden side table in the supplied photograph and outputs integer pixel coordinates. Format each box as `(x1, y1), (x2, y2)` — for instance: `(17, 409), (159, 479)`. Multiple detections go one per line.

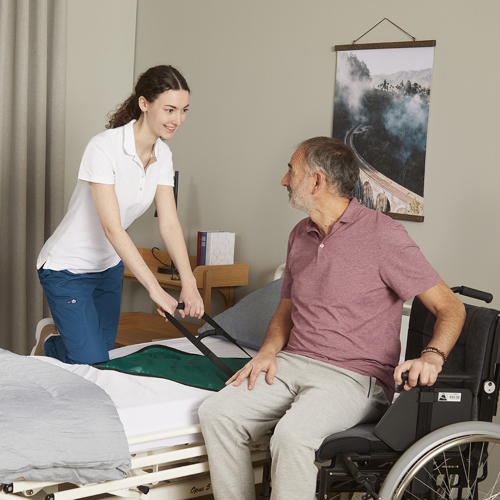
(115, 248), (249, 347)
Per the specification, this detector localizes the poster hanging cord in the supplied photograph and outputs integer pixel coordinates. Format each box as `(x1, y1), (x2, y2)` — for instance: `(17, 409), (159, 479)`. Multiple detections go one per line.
(353, 18), (416, 44)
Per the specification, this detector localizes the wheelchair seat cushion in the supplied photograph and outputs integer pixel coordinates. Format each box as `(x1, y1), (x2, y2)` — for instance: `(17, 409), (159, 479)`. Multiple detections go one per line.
(315, 423), (392, 462)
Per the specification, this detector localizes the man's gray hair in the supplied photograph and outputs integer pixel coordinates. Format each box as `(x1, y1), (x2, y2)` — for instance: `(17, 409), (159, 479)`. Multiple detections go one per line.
(299, 137), (359, 197)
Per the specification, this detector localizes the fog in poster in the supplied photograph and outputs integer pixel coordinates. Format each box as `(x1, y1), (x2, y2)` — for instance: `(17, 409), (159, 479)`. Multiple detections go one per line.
(333, 47), (434, 217)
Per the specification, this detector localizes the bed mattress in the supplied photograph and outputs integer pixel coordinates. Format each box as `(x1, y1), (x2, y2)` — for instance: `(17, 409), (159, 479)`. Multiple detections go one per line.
(37, 337), (256, 453)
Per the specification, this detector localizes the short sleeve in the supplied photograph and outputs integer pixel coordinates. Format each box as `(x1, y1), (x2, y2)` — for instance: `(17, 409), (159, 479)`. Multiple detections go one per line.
(78, 136), (115, 185)
(379, 221), (442, 302)
(156, 142), (175, 186)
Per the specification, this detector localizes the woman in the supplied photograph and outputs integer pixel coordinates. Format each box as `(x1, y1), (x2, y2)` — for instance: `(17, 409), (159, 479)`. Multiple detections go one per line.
(36, 65), (203, 365)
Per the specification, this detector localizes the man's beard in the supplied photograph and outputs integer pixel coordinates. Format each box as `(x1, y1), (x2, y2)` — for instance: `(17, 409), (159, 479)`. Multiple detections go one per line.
(288, 176), (316, 213)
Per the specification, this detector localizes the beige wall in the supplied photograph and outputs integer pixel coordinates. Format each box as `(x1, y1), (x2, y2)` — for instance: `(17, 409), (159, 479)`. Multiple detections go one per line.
(65, 0), (137, 209)
(129, 0), (500, 309)
(66, 0), (500, 315)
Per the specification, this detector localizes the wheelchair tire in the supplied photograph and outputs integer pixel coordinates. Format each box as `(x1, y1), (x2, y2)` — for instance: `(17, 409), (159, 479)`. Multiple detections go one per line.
(378, 421), (500, 500)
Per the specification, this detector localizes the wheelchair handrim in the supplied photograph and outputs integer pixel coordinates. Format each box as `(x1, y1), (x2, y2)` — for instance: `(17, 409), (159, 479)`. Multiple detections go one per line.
(391, 434), (500, 500)
(379, 421), (500, 500)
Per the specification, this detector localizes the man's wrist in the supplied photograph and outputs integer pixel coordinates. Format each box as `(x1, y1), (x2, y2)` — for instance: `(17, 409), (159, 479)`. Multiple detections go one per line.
(421, 346), (447, 363)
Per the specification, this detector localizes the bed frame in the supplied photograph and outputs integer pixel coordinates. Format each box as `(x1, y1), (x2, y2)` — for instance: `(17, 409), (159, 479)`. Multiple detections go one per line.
(1, 425), (269, 500)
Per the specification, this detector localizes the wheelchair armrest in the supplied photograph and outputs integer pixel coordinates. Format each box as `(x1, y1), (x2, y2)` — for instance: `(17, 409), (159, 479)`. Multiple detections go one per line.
(398, 371), (477, 392)
(436, 372), (477, 383)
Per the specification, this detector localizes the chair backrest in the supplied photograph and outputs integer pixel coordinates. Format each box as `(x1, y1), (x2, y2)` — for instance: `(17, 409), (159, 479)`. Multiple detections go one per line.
(405, 296), (500, 420)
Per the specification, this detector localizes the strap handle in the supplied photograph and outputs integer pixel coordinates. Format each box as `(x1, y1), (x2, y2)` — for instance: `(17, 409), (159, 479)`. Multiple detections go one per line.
(162, 304), (251, 378)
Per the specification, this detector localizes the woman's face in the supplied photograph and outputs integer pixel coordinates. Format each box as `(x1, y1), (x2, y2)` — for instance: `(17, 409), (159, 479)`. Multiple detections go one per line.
(141, 89), (190, 140)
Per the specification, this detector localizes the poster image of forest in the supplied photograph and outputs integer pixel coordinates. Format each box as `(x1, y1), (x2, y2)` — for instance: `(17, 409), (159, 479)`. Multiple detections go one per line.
(333, 46), (434, 218)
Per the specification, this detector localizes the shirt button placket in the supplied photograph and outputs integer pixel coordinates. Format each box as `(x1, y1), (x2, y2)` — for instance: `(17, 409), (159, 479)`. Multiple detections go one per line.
(139, 173), (145, 197)
(318, 242), (325, 259)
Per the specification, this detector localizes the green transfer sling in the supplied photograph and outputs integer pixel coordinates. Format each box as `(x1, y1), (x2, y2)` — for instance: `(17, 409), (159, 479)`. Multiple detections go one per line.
(96, 345), (249, 391)
(95, 305), (252, 391)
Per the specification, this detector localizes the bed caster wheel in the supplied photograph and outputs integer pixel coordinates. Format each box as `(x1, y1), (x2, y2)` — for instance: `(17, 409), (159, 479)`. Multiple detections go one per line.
(137, 485), (150, 494)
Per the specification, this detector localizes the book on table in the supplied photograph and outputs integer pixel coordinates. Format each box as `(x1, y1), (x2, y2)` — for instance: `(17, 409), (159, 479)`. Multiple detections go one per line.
(196, 230), (221, 266)
(197, 231), (235, 266)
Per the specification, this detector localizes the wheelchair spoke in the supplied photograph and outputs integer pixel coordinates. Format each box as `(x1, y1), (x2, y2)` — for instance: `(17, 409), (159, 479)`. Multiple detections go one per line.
(401, 456), (456, 500)
(385, 434), (500, 500)
(482, 462), (500, 500)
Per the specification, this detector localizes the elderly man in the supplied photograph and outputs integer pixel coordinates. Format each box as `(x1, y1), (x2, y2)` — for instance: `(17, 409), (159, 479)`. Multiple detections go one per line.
(198, 137), (466, 500)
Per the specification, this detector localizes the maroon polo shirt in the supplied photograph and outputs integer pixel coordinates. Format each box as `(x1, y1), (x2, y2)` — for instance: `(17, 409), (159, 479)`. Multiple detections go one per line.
(281, 198), (441, 399)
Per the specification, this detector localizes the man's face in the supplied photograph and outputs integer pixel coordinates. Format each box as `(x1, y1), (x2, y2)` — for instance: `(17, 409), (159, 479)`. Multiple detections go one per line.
(281, 148), (316, 213)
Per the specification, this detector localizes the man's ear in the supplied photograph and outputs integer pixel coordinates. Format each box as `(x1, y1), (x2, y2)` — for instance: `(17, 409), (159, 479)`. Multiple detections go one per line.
(312, 172), (325, 195)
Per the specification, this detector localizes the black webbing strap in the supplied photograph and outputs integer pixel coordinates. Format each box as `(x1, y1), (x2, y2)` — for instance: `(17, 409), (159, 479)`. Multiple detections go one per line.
(197, 316), (252, 358)
(162, 304), (251, 378)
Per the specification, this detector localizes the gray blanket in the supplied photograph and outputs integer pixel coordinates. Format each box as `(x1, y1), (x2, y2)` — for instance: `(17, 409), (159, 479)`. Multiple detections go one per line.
(0, 349), (131, 484)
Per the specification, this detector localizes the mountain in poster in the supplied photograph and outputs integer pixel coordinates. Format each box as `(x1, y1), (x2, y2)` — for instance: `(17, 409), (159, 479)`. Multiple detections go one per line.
(370, 68), (432, 89)
(333, 51), (432, 212)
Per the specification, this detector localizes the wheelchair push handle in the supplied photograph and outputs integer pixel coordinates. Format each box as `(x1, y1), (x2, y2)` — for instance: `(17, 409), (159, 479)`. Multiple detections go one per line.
(451, 286), (493, 304)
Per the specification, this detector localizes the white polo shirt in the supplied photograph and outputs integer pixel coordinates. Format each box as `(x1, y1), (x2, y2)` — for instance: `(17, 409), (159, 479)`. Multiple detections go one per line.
(37, 120), (175, 273)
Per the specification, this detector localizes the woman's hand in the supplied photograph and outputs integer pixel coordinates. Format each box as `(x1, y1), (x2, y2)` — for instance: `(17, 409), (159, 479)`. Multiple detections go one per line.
(179, 283), (204, 319)
(150, 287), (179, 319)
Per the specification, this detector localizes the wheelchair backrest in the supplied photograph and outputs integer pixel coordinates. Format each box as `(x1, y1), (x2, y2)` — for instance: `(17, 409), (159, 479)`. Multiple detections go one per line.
(405, 296), (500, 421)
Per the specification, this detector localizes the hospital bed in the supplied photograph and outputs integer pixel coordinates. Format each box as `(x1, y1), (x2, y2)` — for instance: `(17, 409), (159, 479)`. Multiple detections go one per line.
(0, 337), (269, 500)
(0, 273), (283, 500)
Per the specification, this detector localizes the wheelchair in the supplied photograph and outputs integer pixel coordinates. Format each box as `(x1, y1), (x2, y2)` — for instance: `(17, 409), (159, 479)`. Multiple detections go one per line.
(260, 286), (500, 500)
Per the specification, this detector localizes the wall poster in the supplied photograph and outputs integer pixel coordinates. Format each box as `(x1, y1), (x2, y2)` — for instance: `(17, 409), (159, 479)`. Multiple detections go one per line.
(333, 41), (436, 222)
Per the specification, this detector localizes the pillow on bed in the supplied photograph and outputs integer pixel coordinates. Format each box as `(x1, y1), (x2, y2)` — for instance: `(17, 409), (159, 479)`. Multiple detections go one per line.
(198, 278), (283, 350)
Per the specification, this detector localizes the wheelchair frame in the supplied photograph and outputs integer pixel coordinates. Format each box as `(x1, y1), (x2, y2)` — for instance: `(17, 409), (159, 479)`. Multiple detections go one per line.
(260, 286), (500, 500)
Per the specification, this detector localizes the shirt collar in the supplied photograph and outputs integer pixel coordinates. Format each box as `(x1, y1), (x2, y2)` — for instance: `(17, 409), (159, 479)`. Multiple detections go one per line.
(123, 119), (161, 161)
(123, 120), (137, 157)
(305, 197), (362, 235)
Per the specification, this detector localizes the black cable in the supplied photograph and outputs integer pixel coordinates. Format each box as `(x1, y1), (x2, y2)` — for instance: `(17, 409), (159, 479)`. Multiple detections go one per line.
(151, 247), (170, 267)
(152, 247), (179, 279)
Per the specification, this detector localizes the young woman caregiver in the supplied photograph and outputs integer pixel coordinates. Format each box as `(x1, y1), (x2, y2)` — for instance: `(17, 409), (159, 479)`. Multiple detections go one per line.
(36, 65), (204, 365)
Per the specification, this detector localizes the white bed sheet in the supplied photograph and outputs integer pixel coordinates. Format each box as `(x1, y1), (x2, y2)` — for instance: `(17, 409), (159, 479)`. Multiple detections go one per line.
(37, 337), (256, 453)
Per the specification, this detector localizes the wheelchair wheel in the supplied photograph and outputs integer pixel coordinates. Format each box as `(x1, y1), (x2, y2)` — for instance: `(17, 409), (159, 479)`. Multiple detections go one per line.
(378, 421), (500, 500)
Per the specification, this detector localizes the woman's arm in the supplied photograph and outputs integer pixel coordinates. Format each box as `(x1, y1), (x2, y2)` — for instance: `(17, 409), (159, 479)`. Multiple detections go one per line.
(154, 185), (204, 319)
(89, 182), (179, 317)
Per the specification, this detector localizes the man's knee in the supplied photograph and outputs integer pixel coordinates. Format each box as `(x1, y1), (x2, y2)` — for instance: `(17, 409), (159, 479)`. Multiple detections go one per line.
(198, 392), (232, 433)
(198, 395), (219, 424)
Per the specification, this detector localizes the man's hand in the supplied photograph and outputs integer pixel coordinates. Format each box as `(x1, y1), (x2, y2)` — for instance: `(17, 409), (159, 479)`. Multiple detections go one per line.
(394, 351), (444, 391)
(226, 297), (292, 390)
(226, 350), (278, 390)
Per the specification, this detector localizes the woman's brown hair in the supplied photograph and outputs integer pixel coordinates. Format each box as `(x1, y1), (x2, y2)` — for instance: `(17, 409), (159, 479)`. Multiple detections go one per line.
(106, 65), (190, 129)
